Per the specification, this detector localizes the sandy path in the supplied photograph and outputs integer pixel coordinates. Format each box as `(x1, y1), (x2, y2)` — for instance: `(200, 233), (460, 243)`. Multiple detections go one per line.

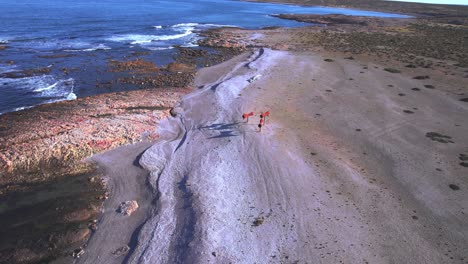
(76, 142), (156, 264)
(241, 51), (468, 263)
(82, 48), (467, 263)
(127, 48), (320, 263)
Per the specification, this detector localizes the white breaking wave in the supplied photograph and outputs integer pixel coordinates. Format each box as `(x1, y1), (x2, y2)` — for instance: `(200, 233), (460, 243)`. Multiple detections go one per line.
(82, 43), (111, 51)
(13, 106), (33, 112)
(108, 22), (239, 48)
(199, 23), (238, 28)
(67, 91), (77, 100)
(172, 22), (199, 28)
(31, 77), (75, 98)
(146, 46), (175, 51)
(33, 81), (58, 92)
(0, 75), (76, 114)
(180, 43), (199, 48)
(64, 43), (111, 52)
(0, 64), (17, 74)
(1, 75), (75, 99)
(108, 32), (193, 44)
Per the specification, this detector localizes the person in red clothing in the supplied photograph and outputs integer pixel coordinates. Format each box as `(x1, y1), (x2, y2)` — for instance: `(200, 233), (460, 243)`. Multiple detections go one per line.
(242, 112), (254, 123)
(258, 118), (264, 132)
(260, 111), (270, 124)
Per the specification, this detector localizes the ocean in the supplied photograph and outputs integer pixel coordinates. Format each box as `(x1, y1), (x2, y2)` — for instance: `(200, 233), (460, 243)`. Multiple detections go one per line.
(0, 0), (408, 115)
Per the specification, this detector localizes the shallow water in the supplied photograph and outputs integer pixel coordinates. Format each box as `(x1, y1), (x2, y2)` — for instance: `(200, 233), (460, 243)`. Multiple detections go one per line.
(0, 172), (105, 262)
(0, 0), (408, 114)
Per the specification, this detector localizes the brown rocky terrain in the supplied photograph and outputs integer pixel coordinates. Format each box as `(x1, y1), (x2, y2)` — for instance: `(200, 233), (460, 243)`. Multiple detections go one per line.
(245, 0), (468, 16)
(0, 44), (247, 263)
(0, 88), (189, 194)
(199, 14), (468, 74)
(174, 46), (247, 67)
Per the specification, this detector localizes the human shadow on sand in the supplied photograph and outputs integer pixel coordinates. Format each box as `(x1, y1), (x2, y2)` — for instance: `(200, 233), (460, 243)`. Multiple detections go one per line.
(198, 122), (242, 139)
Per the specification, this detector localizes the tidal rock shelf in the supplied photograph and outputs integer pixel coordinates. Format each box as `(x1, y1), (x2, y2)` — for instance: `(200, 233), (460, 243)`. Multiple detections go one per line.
(0, 87), (189, 194)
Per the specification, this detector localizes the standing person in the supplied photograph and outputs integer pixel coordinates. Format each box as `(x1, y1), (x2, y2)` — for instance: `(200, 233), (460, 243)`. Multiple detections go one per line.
(258, 118), (264, 132)
(263, 111), (270, 124)
(242, 112), (254, 123)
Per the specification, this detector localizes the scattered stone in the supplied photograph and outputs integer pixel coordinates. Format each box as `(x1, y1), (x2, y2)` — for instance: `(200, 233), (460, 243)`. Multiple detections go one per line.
(166, 62), (195, 73)
(460, 98), (468, 102)
(412, 215), (418, 220)
(212, 252), (217, 257)
(108, 59), (159, 74)
(97, 191), (110, 200)
(459, 154), (468, 161)
(413, 75), (430, 80)
(248, 74), (262, 83)
(112, 245), (130, 256)
(460, 162), (468, 168)
(384, 68), (401, 73)
(344, 56), (354, 60)
(324, 58), (334, 62)
(403, 110), (414, 114)
(424, 84), (435, 89)
(252, 217), (264, 227)
(88, 220), (98, 231)
(169, 107), (177, 117)
(458, 153), (468, 161)
(72, 247), (85, 258)
(411, 87), (421, 91)
(425, 132), (453, 143)
(405, 64), (417, 68)
(119, 200), (139, 216)
(398, 93), (406, 96)
(449, 184), (460, 191)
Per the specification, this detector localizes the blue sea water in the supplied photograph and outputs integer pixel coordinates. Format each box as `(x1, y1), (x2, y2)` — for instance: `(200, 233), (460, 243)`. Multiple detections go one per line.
(0, 0), (408, 114)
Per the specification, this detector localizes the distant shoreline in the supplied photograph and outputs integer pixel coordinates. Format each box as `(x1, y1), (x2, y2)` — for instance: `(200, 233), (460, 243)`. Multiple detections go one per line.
(241, 0), (468, 16)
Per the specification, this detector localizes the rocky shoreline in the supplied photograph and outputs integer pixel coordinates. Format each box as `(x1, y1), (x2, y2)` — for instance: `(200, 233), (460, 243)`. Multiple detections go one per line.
(0, 44), (246, 263)
(244, 0), (468, 16)
(0, 46), (246, 195)
(0, 88), (187, 263)
(0, 88), (187, 193)
(1, 1), (467, 262)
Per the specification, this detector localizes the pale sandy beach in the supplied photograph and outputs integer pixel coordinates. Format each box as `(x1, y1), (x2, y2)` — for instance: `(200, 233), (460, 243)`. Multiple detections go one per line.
(2, 1), (468, 263)
(79, 45), (467, 263)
